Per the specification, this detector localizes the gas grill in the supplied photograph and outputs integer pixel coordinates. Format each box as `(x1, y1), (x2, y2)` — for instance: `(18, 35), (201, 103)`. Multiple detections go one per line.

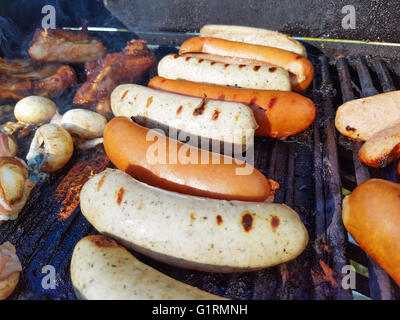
(0, 0), (399, 300)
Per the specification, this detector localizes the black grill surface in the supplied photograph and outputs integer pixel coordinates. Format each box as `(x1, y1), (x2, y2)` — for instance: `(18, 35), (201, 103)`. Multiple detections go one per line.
(0, 32), (399, 300)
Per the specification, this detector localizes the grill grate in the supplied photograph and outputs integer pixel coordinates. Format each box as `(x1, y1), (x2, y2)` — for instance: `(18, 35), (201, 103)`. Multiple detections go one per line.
(0, 33), (399, 299)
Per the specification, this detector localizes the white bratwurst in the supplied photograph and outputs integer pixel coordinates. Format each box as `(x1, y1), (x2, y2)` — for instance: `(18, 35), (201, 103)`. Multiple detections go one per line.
(158, 54), (291, 91)
(71, 235), (226, 300)
(111, 84), (258, 150)
(80, 169), (308, 273)
(200, 24), (307, 57)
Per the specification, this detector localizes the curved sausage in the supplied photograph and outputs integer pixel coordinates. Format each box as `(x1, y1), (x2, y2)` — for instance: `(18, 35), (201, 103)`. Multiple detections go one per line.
(111, 84), (258, 151)
(79, 169), (308, 272)
(335, 91), (400, 141)
(71, 235), (226, 299)
(103, 117), (278, 202)
(200, 24), (307, 57)
(358, 124), (400, 167)
(343, 179), (400, 286)
(179, 37), (314, 91)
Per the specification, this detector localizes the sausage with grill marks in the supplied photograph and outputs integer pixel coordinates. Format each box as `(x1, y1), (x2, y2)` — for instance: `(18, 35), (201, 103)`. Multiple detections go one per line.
(149, 76), (315, 138)
(157, 54), (291, 91)
(358, 124), (400, 167)
(111, 84), (258, 151)
(178, 37), (314, 91)
(79, 169), (308, 273)
(71, 235), (226, 300)
(335, 91), (400, 141)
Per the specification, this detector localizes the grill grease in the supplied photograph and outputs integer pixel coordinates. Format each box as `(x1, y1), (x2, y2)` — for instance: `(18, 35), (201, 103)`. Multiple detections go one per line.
(55, 151), (109, 220)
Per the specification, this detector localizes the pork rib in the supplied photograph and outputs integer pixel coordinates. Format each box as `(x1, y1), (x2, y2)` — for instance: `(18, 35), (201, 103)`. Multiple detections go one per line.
(73, 40), (156, 114)
(29, 29), (106, 63)
(0, 57), (77, 100)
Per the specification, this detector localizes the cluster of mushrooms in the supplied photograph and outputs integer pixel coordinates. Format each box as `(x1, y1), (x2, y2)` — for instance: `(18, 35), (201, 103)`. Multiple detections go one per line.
(0, 96), (107, 222)
(0, 96), (107, 299)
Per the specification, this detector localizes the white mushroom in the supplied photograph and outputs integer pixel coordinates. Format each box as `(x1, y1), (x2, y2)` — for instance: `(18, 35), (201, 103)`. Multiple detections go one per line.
(61, 109), (107, 140)
(14, 96), (56, 124)
(74, 137), (104, 150)
(0, 157), (34, 221)
(49, 111), (63, 125)
(0, 242), (22, 300)
(26, 124), (74, 173)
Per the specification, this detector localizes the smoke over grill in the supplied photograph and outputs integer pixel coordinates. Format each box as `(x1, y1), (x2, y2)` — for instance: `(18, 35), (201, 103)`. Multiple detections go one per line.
(0, 17), (29, 58)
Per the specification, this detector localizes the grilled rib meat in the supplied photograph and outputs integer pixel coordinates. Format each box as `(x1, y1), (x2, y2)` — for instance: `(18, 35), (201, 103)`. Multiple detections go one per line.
(29, 29), (106, 63)
(0, 57), (77, 100)
(0, 58), (38, 74)
(73, 40), (156, 114)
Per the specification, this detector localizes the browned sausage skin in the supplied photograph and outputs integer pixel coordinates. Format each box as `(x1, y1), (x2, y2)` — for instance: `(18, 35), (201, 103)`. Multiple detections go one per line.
(148, 76), (315, 137)
(179, 37), (314, 91)
(343, 179), (400, 286)
(103, 117), (278, 202)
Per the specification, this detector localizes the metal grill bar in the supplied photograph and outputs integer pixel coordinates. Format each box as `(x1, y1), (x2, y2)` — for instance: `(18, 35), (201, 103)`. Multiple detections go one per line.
(368, 57), (396, 92)
(314, 55), (352, 299)
(336, 59), (370, 185)
(367, 57), (398, 183)
(312, 79), (328, 300)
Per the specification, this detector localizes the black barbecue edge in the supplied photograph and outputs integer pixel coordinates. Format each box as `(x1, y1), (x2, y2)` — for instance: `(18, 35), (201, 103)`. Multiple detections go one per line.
(0, 29), (399, 299)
